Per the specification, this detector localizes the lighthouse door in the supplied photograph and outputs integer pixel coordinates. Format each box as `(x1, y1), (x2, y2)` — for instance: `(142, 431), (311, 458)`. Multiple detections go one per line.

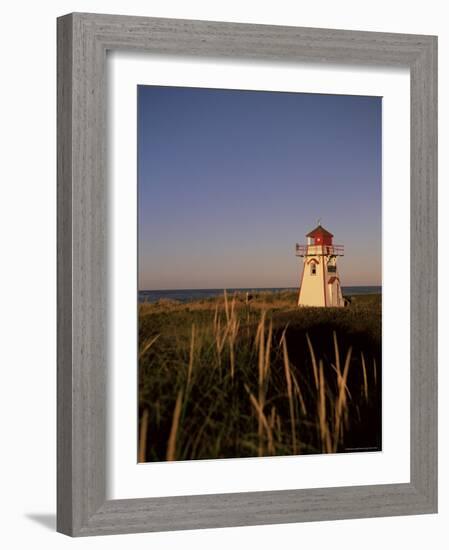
(328, 277), (341, 307)
(328, 281), (334, 306)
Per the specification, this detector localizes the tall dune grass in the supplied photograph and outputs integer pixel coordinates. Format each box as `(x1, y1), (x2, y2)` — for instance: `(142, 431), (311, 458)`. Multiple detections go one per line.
(138, 291), (381, 461)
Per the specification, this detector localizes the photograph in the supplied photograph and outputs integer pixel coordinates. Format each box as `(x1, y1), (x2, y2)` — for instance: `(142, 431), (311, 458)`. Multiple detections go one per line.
(0, 0), (439, 543)
(137, 85), (382, 462)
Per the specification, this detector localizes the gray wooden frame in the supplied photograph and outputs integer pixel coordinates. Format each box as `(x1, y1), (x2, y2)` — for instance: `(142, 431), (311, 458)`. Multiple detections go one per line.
(57, 12), (438, 537)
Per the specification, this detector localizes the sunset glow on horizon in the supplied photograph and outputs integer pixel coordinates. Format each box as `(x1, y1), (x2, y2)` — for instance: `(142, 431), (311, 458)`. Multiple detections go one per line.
(138, 86), (382, 291)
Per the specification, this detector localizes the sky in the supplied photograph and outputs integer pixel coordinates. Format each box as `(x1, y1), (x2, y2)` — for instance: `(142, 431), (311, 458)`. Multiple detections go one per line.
(138, 86), (381, 290)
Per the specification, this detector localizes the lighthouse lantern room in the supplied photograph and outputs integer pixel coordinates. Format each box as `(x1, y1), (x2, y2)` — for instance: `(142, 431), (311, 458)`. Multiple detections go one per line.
(296, 224), (344, 307)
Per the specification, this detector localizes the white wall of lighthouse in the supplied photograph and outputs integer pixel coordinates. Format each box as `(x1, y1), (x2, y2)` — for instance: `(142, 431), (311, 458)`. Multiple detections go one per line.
(296, 225), (344, 308)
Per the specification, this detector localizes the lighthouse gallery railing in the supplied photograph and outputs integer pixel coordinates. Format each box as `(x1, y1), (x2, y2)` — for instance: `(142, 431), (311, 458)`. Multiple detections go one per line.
(295, 243), (344, 256)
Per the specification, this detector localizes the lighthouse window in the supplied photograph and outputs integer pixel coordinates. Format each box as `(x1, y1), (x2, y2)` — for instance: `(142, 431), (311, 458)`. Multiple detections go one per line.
(310, 263), (317, 276)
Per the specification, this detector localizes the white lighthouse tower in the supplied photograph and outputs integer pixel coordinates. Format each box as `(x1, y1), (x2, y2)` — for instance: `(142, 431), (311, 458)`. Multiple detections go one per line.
(296, 224), (345, 307)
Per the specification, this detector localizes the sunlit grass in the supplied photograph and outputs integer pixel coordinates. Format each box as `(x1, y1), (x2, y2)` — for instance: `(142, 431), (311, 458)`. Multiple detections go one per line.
(138, 291), (381, 461)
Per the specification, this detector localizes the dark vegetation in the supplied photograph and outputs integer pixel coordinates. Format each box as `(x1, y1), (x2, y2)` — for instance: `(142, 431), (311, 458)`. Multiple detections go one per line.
(138, 291), (381, 462)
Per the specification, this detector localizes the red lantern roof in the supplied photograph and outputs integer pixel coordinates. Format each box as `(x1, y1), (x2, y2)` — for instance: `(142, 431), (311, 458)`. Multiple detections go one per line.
(306, 224), (334, 239)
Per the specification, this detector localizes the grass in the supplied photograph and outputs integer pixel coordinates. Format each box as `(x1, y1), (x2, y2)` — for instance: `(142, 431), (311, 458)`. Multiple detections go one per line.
(138, 290), (381, 462)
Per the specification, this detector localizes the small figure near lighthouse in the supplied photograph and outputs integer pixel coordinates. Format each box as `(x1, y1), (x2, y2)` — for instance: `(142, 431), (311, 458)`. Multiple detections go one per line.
(296, 223), (344, 307)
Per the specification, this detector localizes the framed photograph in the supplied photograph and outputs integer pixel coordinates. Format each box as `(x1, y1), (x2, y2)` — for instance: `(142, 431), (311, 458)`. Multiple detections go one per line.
(57, 13), (437, 536)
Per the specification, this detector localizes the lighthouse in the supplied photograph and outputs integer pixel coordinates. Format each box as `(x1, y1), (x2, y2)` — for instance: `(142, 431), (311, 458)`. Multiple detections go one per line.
(295, 224), (344, 307)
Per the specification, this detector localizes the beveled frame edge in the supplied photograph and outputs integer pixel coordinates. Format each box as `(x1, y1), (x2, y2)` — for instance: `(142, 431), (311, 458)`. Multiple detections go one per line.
(57, 12), (437, 537)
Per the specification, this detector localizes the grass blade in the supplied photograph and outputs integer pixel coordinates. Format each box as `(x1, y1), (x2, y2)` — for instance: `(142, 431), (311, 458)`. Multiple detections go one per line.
(166, 391), (184, 461)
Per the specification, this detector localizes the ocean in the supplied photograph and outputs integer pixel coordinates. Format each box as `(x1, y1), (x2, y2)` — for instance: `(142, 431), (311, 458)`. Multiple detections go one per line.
(138, 286), (381, 303)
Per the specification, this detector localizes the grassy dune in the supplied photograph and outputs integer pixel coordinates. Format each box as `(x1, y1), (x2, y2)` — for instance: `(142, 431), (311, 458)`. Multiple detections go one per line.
(138, 290), (381, 462)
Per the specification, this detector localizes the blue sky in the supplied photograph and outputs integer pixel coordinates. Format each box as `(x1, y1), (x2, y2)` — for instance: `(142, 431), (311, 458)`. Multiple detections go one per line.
(138, 86), (381, 290)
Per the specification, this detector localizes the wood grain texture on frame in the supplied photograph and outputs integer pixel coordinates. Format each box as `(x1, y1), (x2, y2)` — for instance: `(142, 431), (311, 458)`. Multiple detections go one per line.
(57, 12), (437, 536)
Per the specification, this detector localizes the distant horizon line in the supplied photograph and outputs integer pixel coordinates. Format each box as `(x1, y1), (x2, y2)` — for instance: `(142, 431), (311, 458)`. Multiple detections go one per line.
(139, 284), (382, 292)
